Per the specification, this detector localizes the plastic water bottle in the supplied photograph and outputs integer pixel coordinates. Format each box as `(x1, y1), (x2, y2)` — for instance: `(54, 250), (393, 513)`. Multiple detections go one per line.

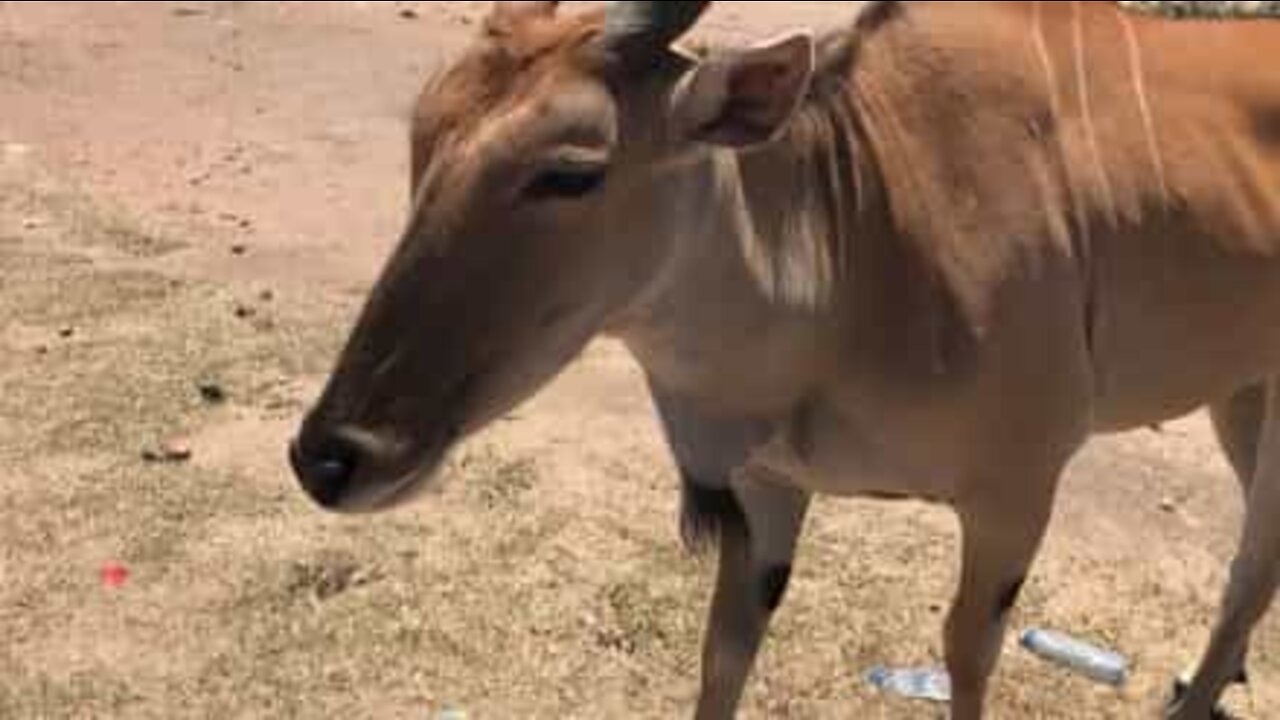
(865, 665), (952, 703)
(1020, 628), (1129, 686)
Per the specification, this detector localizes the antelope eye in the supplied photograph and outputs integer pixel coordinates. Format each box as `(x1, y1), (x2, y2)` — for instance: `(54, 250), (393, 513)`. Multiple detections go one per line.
(523, 166), (608, 201)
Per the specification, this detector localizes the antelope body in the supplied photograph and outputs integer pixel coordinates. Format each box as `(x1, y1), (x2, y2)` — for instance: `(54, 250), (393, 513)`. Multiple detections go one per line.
(290, 2), (1280, 717)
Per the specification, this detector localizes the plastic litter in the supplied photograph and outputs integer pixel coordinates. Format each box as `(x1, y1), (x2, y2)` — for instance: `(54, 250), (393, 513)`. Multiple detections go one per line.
(1020, 628), (1130, 686)
(100, 562), (130, 590)
(865, 665), (951, 703)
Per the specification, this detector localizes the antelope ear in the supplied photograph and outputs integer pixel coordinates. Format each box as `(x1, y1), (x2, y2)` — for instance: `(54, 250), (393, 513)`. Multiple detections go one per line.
(670, 32), (816, 148)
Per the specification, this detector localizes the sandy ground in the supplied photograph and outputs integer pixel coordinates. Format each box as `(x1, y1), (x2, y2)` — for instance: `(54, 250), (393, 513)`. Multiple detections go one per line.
(0, 2), (1275, 718)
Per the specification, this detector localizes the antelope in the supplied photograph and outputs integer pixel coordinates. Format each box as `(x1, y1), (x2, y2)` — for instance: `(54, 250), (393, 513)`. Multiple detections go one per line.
(290, 2), (1280, 717)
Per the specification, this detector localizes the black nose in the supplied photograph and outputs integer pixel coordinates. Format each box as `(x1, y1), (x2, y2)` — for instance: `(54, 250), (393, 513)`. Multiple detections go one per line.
(289, 435), (359, 509)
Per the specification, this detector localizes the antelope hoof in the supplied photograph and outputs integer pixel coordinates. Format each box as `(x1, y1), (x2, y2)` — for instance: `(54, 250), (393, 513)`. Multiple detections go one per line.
(1167, 678), (1238, 720)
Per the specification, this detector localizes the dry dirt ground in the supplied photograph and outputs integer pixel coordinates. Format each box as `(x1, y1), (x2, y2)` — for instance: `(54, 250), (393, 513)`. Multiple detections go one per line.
(0, 2), (1276, 719)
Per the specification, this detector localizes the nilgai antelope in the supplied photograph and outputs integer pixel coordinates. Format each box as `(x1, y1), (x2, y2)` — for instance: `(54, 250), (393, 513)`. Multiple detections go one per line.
(290, 1), (1280, 717)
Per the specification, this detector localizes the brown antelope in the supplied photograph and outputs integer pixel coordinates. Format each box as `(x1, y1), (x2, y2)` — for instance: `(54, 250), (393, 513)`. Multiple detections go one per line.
(289, 2), (1280, 717)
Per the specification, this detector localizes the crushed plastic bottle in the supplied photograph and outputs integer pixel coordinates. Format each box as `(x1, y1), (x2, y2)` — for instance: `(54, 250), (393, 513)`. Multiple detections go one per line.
(1020, 628), (1129, 686)
(865, 665), (952, 703)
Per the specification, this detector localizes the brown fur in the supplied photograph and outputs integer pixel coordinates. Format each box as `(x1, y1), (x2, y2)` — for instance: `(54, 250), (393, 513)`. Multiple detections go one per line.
(295, 4), (1280, 719)
(410, 10), (605, 196)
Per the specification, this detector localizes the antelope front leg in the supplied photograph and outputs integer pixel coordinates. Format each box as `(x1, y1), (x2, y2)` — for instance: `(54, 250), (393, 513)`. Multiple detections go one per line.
(694, 477), (810, 720)
(646, 383), (810, 720)
(946, 476), (1059, 720)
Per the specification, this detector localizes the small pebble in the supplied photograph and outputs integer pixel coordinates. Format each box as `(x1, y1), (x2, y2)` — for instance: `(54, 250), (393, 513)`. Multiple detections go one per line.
(162, 440), (194, 462)
(2, 143), (31, 159)
(234, 304), (256, 320)
(1160, 498), (1178, 514)
(198, 382), (228, 404)
(258, 289), (275, 303)
(22, 217), (43, 230)
(142, 439), (193, 464)
(230, 243), (248, 256)
(399, 7), (420, 19)
(58, 327), (75, 339)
